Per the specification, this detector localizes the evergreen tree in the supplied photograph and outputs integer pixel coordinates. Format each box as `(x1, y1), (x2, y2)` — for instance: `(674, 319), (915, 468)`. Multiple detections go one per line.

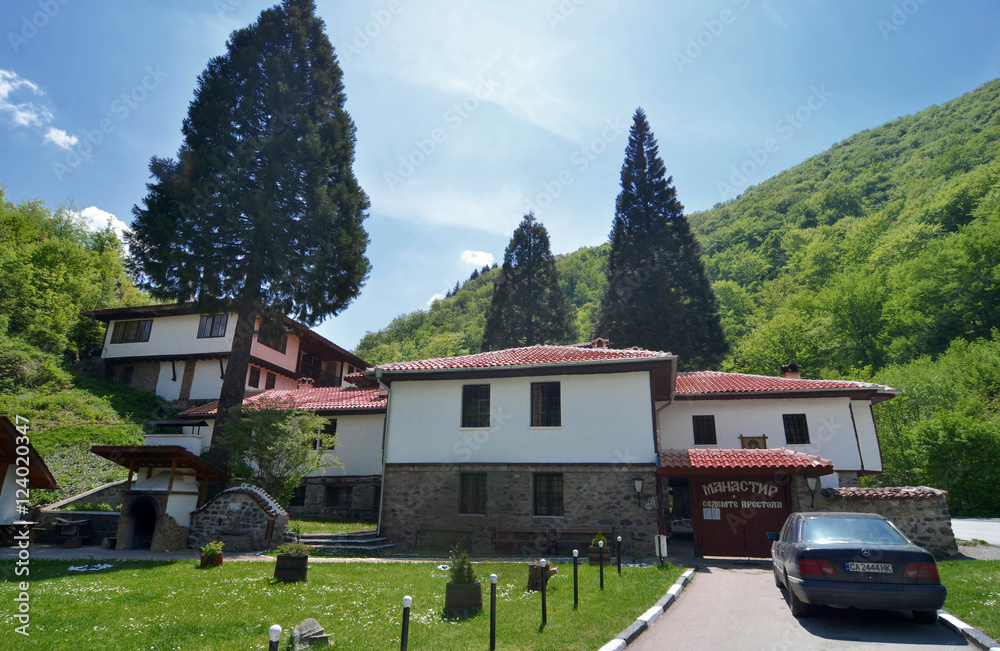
(595, 108), (727, 369)
(481, 213), (575, 351)
(126, 0), (370, 470)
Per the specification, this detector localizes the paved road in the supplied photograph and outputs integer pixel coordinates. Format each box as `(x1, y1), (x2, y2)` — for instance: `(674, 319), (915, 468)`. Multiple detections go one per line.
(951, 518), (1000, 546)
(632, 566), (967, 651)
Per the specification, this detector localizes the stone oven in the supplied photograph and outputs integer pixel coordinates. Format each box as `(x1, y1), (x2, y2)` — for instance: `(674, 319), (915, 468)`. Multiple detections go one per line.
(189, 485), (288, 552)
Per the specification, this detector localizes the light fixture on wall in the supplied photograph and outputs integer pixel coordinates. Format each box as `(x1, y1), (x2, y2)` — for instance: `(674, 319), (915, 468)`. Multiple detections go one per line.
(805, 475), (818, 508)
(632, 476), (644, 506)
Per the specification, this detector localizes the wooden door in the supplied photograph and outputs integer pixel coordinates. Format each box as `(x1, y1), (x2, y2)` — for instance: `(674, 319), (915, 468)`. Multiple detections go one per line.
(691, 475), (790, 558)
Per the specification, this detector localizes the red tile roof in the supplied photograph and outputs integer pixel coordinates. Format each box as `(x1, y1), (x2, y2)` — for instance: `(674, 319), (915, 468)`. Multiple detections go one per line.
(821, 486), (943, 500)
(180, 386), (386, 417)
(658, 448), (834, 475)
(376, 345), (672, 372)
(675, 371), (897, 402)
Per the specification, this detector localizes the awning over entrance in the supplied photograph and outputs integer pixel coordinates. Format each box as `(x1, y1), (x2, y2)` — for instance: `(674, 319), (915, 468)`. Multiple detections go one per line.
(91, 445), (230, 506)
(0, 416), (57, 490)
(657, 448), (835, 476)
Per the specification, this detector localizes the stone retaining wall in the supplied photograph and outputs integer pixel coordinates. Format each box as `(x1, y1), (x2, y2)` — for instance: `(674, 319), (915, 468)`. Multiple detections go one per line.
(380, 463), (658, 554)
(790, 477), (959, 557)
(189, 487), (288, 552)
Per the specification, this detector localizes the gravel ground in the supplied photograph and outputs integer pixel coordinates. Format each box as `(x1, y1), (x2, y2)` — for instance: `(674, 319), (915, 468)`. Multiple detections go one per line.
(949, 544), (1000, 561)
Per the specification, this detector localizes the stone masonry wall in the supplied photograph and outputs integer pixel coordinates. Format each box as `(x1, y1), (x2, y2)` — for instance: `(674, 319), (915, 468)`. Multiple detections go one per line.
(289, 475), (381, 521)
(380, 463), (658, 554)
(790, 476), (958, 557)
(189, 490), (289, 552)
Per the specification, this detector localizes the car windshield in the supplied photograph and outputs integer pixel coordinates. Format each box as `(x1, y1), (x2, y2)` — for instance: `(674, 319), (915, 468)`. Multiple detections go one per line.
(800, 517), (908, 545)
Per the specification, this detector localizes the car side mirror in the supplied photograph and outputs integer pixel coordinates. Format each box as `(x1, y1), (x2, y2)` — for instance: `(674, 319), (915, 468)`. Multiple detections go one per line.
(766, 532), (779, 541)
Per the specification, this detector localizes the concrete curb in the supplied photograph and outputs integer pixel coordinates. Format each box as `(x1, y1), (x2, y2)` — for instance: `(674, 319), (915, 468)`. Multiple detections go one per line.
(938, 610), (1000, 651)
(598, 567), (696, 651)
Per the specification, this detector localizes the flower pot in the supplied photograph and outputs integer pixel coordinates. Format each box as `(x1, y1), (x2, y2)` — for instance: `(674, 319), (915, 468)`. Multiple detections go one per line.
(201, 553), (223, 568)
(445, 581), (482, 617)
(588, 545), (611, 566)
(274, 554), (309, 582)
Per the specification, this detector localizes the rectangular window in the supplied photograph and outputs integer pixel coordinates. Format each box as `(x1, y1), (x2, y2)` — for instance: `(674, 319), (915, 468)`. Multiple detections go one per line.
(325, 486), (352, 508)
(323, 419), (337, 450)
(289, 486), (306, 507)
(248, 366), (261, 388)
(534, 473), (564, 516)
(461, 384), (491, 428)
(692, 415), (717, 445)
(110, 319), (152, 344)
(459, 473), (487, 515)
(783, 414), (810, 445)
(197, 314), (228, 338)
(265, 372), (276, 390)
(531, 382), (561, 427)
(257, 328), (288, 353)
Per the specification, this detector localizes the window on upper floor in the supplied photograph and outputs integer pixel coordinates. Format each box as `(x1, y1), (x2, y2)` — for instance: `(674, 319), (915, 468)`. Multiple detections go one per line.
(265, 372), (276, 390)
(459, 473), (487, 515)
(110, 320), (152, 344)
(197, 314), (228, 338)
(257, 327), (288, 353)
(248, 366), (261, 388)
(311, 419), (337, 451)
(783, 413), (810, 445)
(530, 382), (561, 427)
(692, 415), (717, 445)
(533, 472), (564, 516)
(461, 384), (491, 428)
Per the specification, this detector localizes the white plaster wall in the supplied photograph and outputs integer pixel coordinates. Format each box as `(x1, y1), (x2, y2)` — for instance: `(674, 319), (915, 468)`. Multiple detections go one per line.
(310, 414), (385, 477)
(658, 397), (868, 487)
(272, 373), (298, 390)
(156, 361), (184, 401)
(851, 401), (883, 472)
(143, 434), (203, 455)
(130, 470), (199, 528)
(103, 313), (236, 358)
(250, 330), (300, 373)
(189, 359), (225, 400)
(384, 371), (656, 464)
(0, 466), (19, 524)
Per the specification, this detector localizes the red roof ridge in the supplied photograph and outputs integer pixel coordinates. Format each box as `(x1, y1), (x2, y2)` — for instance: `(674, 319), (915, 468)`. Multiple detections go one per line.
(374, 344), (673, 373)
(180, 385), (387, 417)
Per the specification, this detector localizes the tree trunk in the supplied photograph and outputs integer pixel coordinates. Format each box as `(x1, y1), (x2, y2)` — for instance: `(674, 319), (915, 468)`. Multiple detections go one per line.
(206, 296), (260, 473)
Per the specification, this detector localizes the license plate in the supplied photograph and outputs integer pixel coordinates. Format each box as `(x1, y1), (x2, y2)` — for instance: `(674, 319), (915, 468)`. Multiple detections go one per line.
(846, 562), (892, 573)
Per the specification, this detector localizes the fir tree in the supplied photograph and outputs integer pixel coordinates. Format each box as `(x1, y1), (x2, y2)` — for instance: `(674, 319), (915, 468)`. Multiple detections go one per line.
(595, 108), (728, 369)
(481, 213), (575, 351)
(126, 0), (370, 470)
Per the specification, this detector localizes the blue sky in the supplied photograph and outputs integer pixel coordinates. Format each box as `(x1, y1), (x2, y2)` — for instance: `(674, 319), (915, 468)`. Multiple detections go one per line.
(2, 0), (999, 351)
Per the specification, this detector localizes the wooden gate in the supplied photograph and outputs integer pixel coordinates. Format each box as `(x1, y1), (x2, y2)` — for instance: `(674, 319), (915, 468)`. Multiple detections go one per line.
(691, 475), (790, 558)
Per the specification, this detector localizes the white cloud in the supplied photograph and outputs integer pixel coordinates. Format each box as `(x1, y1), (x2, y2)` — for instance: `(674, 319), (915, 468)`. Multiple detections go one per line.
(460, 250), (494, 267)
(425, 293), (445, 307)
(79, 206), (130, 243)
(373, 183), (523, 235)
(0, 68), (73, 146)
(44, 127), (79, 150)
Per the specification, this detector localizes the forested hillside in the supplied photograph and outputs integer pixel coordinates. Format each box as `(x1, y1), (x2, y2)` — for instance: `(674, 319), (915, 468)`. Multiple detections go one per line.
(0, 192), (169, 505)
(356, 79), (1000, 513)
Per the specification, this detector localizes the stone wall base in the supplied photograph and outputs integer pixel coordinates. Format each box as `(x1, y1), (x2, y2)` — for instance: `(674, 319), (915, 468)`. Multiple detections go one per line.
(380, 463), (658, 555)
(288, 475), (380, 521)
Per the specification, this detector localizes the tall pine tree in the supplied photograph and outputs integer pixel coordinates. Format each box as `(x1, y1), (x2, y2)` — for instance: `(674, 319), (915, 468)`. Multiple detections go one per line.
(126, 0), (370, 470)
(481, 213), (575, 351)
(595, 108), (728, 369)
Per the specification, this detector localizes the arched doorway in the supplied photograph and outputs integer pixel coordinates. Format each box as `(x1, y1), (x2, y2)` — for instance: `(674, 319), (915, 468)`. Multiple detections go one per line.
(129, 499), (157, 550)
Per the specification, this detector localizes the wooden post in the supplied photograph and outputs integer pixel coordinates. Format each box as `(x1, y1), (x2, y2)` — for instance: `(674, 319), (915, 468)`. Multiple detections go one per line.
(126, 463), (134, 490)
(198, 476), (209, 507)
(166, 458), (179, 491)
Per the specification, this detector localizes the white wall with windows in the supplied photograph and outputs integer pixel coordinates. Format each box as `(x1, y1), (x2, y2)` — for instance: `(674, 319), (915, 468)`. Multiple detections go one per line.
(102, 313), (236, 358)
(384, 371), (656, 464)
(657, 396), (880, 486)
(310, 413), (385, 478)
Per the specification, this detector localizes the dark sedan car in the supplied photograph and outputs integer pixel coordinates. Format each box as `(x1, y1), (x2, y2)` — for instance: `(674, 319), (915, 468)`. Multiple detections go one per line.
(769, 512), (946, 622)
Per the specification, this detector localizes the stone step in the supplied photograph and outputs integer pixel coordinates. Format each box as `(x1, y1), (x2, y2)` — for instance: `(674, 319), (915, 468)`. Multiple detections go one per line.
(302, 536), (390, 547)
(312, 543), (395, 553)
(299, 530), (378, 541)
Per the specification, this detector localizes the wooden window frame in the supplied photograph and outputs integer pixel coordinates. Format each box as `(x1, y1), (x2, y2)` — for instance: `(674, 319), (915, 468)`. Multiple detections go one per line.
(264, 372), (276, 390)
(783, 413), (810, 445)
(533, 472), (564, 516)
(692, 415), (717, 445)
(248, 366), (261, 388)
(461, 384), (491, 428)
(459, 472), (487, 515)
(197, 314), (228, 338)
(530, 382), (561, 428)
(110, 319), (152, 344)
(325, 486), (352, 508)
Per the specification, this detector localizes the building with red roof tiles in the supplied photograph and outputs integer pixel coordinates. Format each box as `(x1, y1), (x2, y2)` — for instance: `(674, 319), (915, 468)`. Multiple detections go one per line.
(81, 302), (368, 406)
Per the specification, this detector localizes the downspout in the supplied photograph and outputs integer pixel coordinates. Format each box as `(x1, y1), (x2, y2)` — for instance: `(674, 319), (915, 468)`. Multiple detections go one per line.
(375, 367), (389, 537)
(651, 360), (677, 541)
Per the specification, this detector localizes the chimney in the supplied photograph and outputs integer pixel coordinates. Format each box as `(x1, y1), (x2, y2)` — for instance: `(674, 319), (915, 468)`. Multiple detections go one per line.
(297, 377), (315, 390)
(780, 363), (801, 380)
(590, 338), (609, 349)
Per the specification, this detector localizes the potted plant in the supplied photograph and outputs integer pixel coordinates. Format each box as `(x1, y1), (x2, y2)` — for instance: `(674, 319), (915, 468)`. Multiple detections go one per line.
(444, 547), (482, 618)
(200, 540), (225, 568)
(588, 532), (611, 566)
(273, 541), (311, 582)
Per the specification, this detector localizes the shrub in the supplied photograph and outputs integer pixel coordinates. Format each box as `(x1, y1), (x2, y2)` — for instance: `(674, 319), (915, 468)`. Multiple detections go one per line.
(591, 532), (607, 547)
(201, 541), (225, 557)
(448, 547), (477, 585)
(60, 502), (119, 512)
(274, 542), (312, 557)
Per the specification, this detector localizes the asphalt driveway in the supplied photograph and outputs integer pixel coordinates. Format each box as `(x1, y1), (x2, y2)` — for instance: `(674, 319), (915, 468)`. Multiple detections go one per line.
(631, 566), (968, 651)
(951, 518), (1000, 546)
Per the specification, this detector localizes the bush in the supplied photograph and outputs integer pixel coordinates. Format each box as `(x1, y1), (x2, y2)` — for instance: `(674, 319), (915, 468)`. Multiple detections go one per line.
(912, 412), (1000, 516)
(448, 547), (477, 585)
(591, 532), (607, 547)
(201, 541), (225, 557)
(274, 542), (312, 557)
(59, 502), (119, 512)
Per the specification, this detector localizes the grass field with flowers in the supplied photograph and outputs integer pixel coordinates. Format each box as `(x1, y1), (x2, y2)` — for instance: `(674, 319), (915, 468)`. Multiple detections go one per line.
(288, 518), (377, 535)
(0, 559), (684, 650)
(939, 559), (1000, 641)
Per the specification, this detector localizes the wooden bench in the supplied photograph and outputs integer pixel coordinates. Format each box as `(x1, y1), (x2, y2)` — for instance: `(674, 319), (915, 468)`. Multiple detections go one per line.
(554, 527), (616, 556)
(417, 527), (474, 552)
(492, 527), (553, 556)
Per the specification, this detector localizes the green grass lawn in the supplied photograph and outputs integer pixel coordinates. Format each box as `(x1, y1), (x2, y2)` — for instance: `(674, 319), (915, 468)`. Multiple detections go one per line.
(0, 559), (684, 650)
(288, 517), (376, 535)
(939, 559), (1000, 641)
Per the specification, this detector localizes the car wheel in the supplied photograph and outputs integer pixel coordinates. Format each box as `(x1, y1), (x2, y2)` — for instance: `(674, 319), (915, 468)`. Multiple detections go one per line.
(788, 586), (811, 617)
(773, 566), (783, 588)
(913, 610), (938, 623)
